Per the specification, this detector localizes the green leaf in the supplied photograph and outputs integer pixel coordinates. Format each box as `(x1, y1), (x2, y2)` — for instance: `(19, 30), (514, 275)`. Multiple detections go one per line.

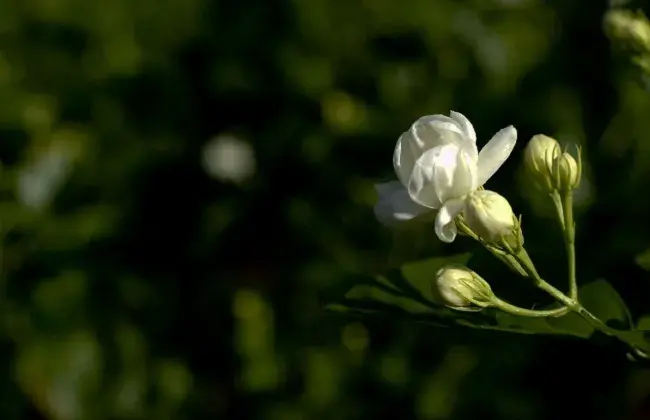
(342, 275), (433, 314)
(397, 253), (472, 302)
(322, 254), (472, 317)
(322, 253), (595, 336)
(623, 315), (650, 353)
(544, 310), (594, 338)
(620, 316), (650, 354)
(578, 279), (632, 329)
(495, 312), (560, 335)
(619, 316), (650, 355)
(321, 255), (636, 340)
(637, 315), (650, 331)
(542, 280), (632, 339)
(494, 303), (594, 338)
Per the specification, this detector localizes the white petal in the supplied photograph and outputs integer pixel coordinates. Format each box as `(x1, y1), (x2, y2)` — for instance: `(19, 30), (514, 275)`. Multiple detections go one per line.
(416, 115), (478, 162)
(433, 144), (477, 203)
(408, 144), (477, 208)
(393, 131), (428, 187)
(435, 198), (465, 243)
(410, 116), (470, 151)
(476, 125), (517, 186)
(417, 114), (461, 134)
(393, 135), (411, 186)
(450, 111), (477, 143)
(407, 146), (445, 209)
(394, 114), (482, 191)
(374, 181), (430, 226)
(415, 114), (462, 132)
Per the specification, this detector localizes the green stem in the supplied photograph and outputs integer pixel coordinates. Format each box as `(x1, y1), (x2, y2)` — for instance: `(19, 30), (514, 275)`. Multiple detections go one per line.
(515, 249), (623, 337)
(489, 249), (527, 277)
(533, 279), (621, 336)
(562, 192), (578, 299)
(459, 207), (644, 353)
(551, 190), (578, 300)
(456, 217), (527, 276)
(509, 248), (571, 316)
(491, 297), (568, 317)
(515, 249), (575, 309)
(457, 218), (570, 316)
(530, 273), (579, 310)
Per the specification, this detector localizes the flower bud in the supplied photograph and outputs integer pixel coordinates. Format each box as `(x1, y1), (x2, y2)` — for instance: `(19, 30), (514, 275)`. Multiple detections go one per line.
(554, 152), (580, 191)
(604, 10), (650, 55)
(463, 190), (518, 244)
(557, 152), (580, 190)
(433, 265), (493, 310)
(524, 134), (560, 191)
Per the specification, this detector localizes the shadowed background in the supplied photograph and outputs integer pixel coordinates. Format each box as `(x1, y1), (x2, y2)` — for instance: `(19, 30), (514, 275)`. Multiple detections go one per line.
(1, 0), (650, 419)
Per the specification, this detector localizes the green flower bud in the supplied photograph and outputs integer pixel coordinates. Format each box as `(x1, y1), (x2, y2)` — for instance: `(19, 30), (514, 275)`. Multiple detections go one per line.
(433, 265), (493, 311)
(524, 134), (560, 191)
(463, 190), (519, 246)
(552, 151), (581, 192)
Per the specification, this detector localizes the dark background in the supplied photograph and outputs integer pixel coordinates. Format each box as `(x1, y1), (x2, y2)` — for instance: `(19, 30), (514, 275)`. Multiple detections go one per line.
(2, 0), (650, 418)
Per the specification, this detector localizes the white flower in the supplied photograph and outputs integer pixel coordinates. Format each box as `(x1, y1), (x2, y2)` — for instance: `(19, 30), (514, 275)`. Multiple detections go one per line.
(374, 111), (517, 242)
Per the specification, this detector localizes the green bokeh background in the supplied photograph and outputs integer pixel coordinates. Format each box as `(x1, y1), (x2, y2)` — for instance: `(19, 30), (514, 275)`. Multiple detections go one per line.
(2, 0), (650, 419)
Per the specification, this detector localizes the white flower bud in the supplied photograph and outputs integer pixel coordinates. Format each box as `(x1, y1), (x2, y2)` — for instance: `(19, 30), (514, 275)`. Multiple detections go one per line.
(524, 134), (560, 191)
(554, 152), (580, 191)
(433, 265), (493, 310)
(463, 190), (517, 244)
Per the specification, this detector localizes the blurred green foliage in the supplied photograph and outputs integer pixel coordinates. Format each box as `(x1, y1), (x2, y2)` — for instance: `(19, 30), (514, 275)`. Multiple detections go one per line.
(2, 0), (650, 419)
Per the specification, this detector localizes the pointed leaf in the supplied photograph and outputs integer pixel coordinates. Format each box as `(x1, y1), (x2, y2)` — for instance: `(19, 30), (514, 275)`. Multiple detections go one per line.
(343, 275), (433, 314)
(495, 312), (567, 336)
(544, 310), (594, 338)
(544, 280), (634, 340)
(397, 253), (472, 301)
(637, 315), (650, 331)
(321, 253), (599, 336)
(578, 279), (632, 329)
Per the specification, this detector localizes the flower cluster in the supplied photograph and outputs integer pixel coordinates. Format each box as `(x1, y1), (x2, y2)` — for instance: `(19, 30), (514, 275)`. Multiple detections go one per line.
(374, 111), (517, 243)
(366, 111), (647, 359)
(524, 134), (581, 193)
